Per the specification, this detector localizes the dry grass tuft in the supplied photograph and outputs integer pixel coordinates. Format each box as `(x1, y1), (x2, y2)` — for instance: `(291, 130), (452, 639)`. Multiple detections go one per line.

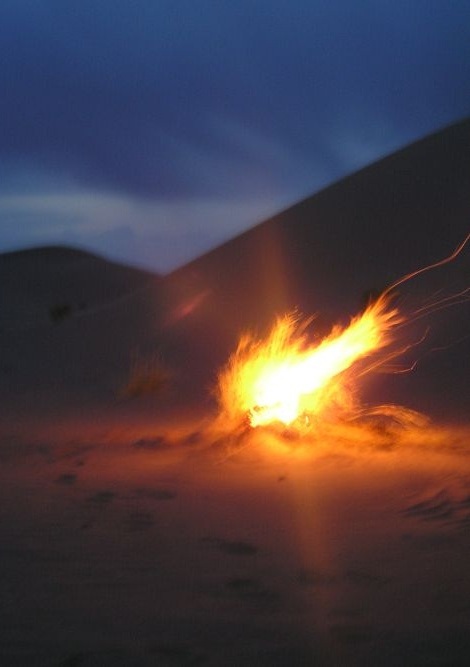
(120, 350), (171, 399)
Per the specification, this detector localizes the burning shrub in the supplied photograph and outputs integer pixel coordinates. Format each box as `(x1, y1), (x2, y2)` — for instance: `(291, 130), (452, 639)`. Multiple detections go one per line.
(216, 233), (470, 434)
(217, 295), (402, 431)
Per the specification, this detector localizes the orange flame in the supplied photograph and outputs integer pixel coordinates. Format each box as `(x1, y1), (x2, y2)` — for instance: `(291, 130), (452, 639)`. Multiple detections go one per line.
(216, 233), (470, 432)
(217, 295), (401, 429)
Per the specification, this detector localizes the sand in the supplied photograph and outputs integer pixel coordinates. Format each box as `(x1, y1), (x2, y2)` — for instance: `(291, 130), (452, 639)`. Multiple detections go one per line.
(1, 418), (470, 666)
(1, 118), (469, 665)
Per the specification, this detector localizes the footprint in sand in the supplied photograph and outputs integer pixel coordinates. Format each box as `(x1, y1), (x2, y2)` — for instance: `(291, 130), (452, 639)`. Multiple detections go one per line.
(86, 490), (116, 505)
(200, 536), (258, 556)
(132, 487), (177, 501)
(402, 490), (454, 523)
(55, 473), (78, 485)
(224, 577), (281, 611)
(132, 436), (170, 450)
(126, 511), (155, 531)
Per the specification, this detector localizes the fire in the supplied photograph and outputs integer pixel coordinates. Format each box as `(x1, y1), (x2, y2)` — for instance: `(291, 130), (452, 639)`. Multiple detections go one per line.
(217, 295), (402, 429)
(216, 233), (470, 433)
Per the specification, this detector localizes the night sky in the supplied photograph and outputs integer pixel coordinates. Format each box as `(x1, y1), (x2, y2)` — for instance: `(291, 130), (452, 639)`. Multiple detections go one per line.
(1, 1), (469, 272)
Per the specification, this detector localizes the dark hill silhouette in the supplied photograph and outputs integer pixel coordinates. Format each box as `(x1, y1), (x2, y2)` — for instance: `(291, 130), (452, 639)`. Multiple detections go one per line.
(0, 120), (469, 423)
(162, 117), (470, 420)
(0, 246), (163, 419)
(0, 245), (160, 318)
(0, 244), (161, 328)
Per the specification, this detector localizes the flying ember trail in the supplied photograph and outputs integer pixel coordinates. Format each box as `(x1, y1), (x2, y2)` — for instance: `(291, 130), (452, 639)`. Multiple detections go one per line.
(217, 233), (470, 431)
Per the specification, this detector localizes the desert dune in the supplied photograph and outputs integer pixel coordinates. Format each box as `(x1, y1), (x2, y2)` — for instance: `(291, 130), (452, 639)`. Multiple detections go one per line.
(1, 118), (470, 665)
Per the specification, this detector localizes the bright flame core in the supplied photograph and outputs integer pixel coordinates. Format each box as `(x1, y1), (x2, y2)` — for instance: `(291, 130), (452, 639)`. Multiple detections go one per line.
(217, 296), (402, 428)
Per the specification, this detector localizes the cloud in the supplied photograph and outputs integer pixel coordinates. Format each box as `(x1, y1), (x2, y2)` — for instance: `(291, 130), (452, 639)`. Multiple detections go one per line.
(0, 1), (469, 268)
(1, 1), (469, 198)
(0, 188), (287, 271)
(0, 117), (337, 271)
(326, 108), (411, 172)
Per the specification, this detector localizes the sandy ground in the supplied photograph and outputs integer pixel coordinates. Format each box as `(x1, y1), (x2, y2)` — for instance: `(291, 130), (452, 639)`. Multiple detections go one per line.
(1, 413), (470, 666)
(1, 119), (469, 665)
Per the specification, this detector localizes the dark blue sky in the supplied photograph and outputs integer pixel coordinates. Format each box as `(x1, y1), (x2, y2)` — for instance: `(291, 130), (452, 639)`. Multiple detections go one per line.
(1, 1), (469, 272)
